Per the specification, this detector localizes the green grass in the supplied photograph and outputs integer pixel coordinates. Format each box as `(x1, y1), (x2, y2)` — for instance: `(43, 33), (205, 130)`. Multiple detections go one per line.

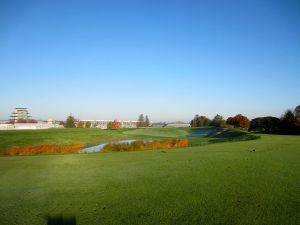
(123, 128), (189, 137)
(0, 132), (299, 225)
(0, 128), (157, 152)
(0, 127), (256, 153)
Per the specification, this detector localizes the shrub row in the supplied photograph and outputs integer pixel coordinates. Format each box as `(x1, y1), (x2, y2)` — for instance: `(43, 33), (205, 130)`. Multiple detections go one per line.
(102, 139), (189, 152)
(4, 143), (85, 156)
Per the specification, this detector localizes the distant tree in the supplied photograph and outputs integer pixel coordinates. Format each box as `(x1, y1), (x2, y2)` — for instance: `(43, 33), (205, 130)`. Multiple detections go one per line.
(198, 116), (211, 127)
(85, 121), (91, 128)
(77, 121), (84, 128)
(112, 120), (121, 129)
(145, 115), (150, 127)
(226, 114), (250, 128)
(65, 115), (76, 128)
(280, 110), (298, 134)
(294, 105), (300, 119)
(190, 115), (199, 127)
(226, 117), (236, 127)
(190, 115), (211, 127)
(210, 114), (226, 127)
(248, 117), (280, 134)
(295, 105), (300, 127)
(107, 121), (112, 129)
(137, 114), (145, 127)
(234, 114), (250, 128)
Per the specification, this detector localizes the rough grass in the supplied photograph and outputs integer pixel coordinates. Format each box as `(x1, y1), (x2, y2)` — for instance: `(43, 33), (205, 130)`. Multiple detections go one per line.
(0, 134), (299, 225)
(4, 144), (86, 156)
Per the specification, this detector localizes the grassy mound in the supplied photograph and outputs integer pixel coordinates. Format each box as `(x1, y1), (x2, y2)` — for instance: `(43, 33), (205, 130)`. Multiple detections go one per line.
(187, 128), (260, 147)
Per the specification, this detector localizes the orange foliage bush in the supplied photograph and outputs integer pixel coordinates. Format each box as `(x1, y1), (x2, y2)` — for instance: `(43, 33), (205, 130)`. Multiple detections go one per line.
(4, 143), (85, 156)
(102, 139), (189, 152)
(112, 120), (121, 129)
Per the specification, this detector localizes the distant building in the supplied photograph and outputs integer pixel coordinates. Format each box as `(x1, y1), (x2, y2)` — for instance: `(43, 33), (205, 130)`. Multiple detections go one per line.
(78, 120), (139, 129)
(0, 122), (63, 130)
(10, 108), (30, 123)
(0, 108), (64, 130)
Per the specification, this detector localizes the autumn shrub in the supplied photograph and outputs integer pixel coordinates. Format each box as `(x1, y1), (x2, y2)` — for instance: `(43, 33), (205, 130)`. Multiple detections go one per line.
(102, 139), (189, 152)
(4, 143), (85, 156)
(112, 120), (121, 129)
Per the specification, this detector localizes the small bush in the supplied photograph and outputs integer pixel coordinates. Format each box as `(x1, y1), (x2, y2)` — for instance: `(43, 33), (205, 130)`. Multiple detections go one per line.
(102, 139), (189, 152)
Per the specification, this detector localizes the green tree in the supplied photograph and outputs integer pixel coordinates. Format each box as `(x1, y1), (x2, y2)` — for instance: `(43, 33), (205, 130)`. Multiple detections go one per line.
(107, 121), (112, 129)
(294, 105), (300, 119)
(65, 115), (76, 128)
(77, 121), (84, 128)
(190, 115), (211, 127)
(85, 121), (91, 128)
(280, 110), (297, 134)
(137, 114), (145, 127)
(248, 117), (280, 134)
(198, 116), (211, 127)
(190, 115), (199, 127)
(210, 114), (225, 127)
(145, 115), (150, 127)
(295, 105), (300, 128)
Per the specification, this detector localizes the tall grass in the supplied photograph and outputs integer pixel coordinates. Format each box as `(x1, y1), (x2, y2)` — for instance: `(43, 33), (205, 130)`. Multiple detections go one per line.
(4, 143), (85, 156)
(102, 139), (189, 152)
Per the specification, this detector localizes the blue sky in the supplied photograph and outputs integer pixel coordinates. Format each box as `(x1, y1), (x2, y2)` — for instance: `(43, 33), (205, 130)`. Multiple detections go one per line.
(0, 0), (299, 122)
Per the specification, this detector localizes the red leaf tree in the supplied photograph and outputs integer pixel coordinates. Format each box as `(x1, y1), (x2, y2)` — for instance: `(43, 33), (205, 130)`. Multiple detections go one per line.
(226, 114), (250, 128)
(111, 120), (121, 129)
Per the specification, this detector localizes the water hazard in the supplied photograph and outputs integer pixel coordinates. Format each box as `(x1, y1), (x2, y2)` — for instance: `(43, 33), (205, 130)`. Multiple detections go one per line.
(80, 139), (137, 153)
(81, 128), (222, 153)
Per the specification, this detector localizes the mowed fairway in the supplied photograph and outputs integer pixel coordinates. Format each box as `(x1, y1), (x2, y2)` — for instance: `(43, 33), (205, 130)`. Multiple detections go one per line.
(0, 133), (299, 225)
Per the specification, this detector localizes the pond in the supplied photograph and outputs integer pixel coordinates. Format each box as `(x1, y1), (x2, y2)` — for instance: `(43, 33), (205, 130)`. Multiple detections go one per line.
(186, 128), (223, 138)
(80, 139), (137, 153)
(80, 128), (223, 153)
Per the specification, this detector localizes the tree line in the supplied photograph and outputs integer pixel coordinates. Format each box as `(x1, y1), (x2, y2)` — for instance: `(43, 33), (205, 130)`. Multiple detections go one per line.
(190, 114), (250, 128)
(249, 105), (300, 134)
(137, 114), (150, 128)
(190, 104), (300, 134)
(64, 114), (151, 129)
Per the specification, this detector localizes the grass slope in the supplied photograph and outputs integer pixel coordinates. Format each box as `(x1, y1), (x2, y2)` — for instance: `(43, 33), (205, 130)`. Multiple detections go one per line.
(0, 134), (299, 225)
(0, 128), (159, 152)
(0, 127), (256, 154)
(123, 128), (189, 137)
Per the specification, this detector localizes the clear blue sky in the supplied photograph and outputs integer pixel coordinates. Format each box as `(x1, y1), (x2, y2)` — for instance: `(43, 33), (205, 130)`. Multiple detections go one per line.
(0, 0), (299, 122)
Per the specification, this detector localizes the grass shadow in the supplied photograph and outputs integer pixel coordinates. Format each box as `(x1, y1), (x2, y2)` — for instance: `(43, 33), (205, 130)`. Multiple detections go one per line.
(47, 215), (76, 225)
